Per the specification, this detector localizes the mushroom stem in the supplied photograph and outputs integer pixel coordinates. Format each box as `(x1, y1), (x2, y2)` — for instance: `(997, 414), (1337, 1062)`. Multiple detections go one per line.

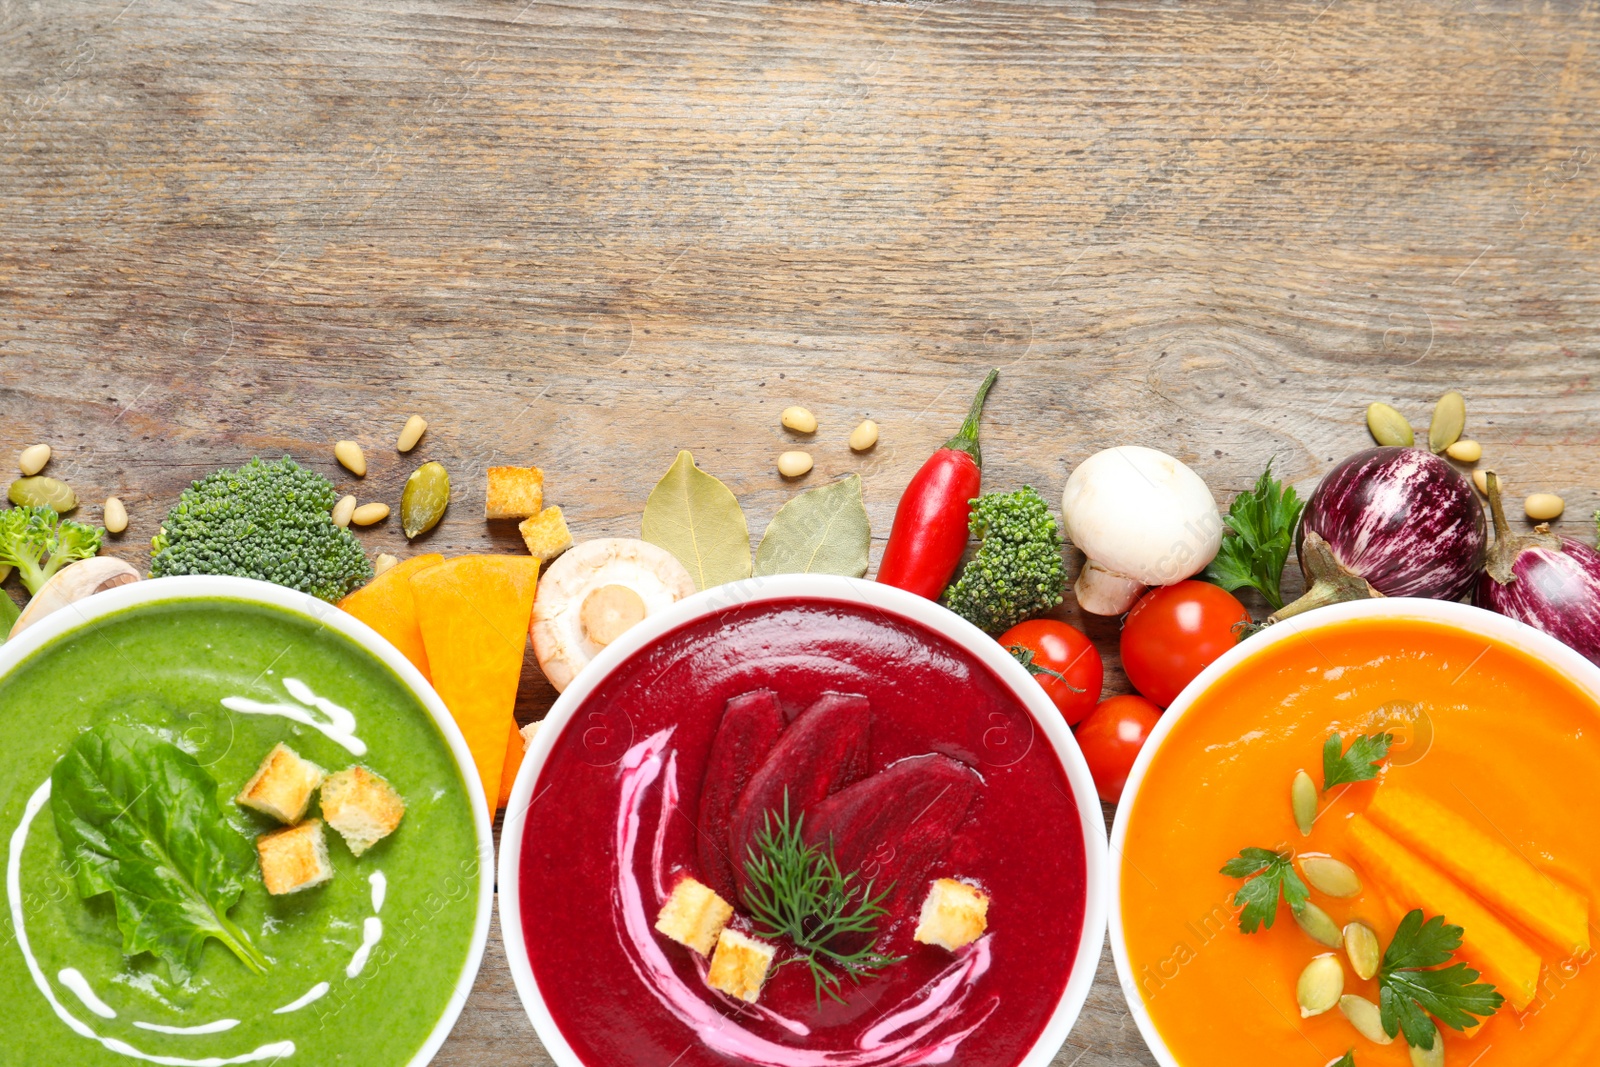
(1073, 560), (1148, 616)
(580, 584), (648, 647)
(1267, 532), (1383, 624)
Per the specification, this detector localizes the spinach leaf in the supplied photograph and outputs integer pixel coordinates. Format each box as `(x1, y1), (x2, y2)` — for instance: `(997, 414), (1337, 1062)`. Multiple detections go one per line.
(51, 725), (269, 980)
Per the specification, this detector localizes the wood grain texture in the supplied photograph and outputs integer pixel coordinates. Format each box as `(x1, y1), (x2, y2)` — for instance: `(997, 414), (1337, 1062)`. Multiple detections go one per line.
(3, 0), (1599, 1063)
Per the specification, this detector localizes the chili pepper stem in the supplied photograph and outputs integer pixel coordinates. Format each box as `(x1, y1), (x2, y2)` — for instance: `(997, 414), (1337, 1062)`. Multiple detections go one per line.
(942, 369), (999, 467)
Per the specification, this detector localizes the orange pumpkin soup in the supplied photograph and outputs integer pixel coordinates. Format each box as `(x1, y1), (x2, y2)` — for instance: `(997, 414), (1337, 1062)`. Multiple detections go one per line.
(1121, 617), (1599, 1066)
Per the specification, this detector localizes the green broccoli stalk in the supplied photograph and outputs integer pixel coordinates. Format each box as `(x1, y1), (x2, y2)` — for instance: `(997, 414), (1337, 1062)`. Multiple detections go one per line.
(150, 457), (372, 601)
(0, 506), (105, 595)
(940, 487), (1066, 633)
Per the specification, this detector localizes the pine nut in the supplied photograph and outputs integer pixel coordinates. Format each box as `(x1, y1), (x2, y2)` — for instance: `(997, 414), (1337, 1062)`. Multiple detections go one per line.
(373, 553), (399, 576)
(335, 440), (367, 477)
(18, 444), (50, 476)
(397, 415), (427, 453)
(1472, 469), (1491, 496)
(777, 451), (814, 478)
(332, 494), (357, 527)
(781, 406), (818, 434)
(1445, 439), (1481, 463)
(1525, 493), (1565, 522)
(351, 502), (390, 526)
(103, 496), (128, 534)
(849, 420), (880, 452)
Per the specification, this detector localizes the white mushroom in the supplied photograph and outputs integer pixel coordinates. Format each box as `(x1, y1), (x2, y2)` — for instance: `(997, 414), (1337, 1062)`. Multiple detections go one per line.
(532, 538), (695, 691)
(1060, 446), (1222, 616)
(10, 556), (141, 638)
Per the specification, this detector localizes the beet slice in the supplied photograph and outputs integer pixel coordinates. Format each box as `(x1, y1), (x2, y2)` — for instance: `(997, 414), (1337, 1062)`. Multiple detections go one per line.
(804, 754), (981, 936)
(696, 689), (785, 901)
(729, 692), (870, 897)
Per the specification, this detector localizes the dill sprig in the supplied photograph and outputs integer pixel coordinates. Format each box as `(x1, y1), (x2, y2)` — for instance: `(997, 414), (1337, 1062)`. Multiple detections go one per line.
(740, 792), (904, 1006)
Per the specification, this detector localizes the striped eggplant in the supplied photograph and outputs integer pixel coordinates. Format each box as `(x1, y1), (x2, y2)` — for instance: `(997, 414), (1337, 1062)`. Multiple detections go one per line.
(1271, 447), (1486, 622)
(1475, 472), (1600, 666)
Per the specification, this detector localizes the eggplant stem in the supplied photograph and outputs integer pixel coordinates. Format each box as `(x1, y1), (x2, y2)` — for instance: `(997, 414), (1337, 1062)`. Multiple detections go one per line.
(1267, 532), (1384, 624)
(1483, 470), (1560, 585)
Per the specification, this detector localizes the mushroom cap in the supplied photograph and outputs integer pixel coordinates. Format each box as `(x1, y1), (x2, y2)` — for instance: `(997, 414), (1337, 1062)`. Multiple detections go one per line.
(531, 538), (695, 692)
(1060, 446), (1222, 586)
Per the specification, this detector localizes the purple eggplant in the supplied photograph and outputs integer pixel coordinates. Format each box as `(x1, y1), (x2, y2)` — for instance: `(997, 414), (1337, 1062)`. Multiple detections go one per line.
(1272, 447), (1486, 622)
(1474, 472), (1600, 666)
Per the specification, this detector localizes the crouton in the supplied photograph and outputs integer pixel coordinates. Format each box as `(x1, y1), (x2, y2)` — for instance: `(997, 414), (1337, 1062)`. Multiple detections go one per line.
(518, 506), (573, 562)
(654, 876), (733, 957)
(236, 743), (326, 824)
(320, 766), (406, 856)
(257, 820), (334, 896)
(519, 720), (542, 750)
(914, 878), (989, 951)
(707, 928), (775, 1003)
(486, 466), (544, 520)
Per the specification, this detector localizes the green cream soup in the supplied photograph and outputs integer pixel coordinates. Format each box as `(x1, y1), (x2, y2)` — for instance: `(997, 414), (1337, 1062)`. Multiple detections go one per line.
(0, 597), (482, 1066)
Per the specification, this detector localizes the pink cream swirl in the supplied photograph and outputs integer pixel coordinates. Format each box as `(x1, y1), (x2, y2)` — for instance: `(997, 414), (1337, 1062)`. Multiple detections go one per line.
(612, 730), (997, 1067)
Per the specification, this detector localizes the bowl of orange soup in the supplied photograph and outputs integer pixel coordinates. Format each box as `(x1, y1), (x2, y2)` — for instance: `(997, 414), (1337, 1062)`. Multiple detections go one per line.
(1109, 598), (1599, 1067)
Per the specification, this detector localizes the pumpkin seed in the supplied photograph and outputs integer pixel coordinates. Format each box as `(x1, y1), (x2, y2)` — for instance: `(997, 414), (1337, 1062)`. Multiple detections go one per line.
(1297, 954), (1345, 1018)
(781, 406), (818, 434)
(1301, 855), (1363, 898)
(396, 415), (427, 453)
(9, 476), (77, 512)
(849, 419), (879, 452)
(373, 553), (399, 576)
(1339, 994), (1394, 1045)
(332, 494), (357, 528)
(335, 440), (367, 477)
(18, 444), (50, 476)
(401, 461), (450, 538)
(1428, 392), (1466, 453)
(1409, 1026), (1445, 1067)
(1293, 902), (1344, 948)
(1344, 921), (1382, 980)
(1292, 769), (1318, 836)
(1445, 438), (1481, 463)
(1367, 403), (1415, 447)
(103, 497), (128, 535)
(1525, 493), (1565, 522)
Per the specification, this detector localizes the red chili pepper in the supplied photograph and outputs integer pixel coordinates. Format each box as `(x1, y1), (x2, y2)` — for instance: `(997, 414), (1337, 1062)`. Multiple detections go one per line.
(876, 369), (998, 600)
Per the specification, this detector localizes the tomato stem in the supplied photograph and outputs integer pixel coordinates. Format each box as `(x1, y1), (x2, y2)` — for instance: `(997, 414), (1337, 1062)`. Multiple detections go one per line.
(1008, 644), (1085, 693)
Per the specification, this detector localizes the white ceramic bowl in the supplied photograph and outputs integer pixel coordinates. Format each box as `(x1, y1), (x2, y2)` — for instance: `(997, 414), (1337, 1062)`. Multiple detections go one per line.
(1107, 597), (1600, 1066)
(0, 575), (496, 1067)
(499, 573), (1109, 1067)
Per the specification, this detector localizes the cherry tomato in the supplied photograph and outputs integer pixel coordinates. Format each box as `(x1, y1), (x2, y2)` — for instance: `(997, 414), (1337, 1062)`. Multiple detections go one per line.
(1074, 694), (1163, 803)
(998, 619), (1104, 726)
(1120, 580), (1251, 707)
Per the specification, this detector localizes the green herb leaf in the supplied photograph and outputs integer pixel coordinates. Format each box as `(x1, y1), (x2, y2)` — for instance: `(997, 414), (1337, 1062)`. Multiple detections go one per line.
(1202, 462), (1304, 611)
(1379, 910), (1505, 1048)
(754, 474), (870, 578)
(1323, 731), (1394, 791)
(51, 725), (269, 981)
(0, 590), (18, 643)
(741, 792), (903, 1006)
(641, 450), (751, 591)
(1330, 1053), (1356, 1067)
(1220, 846), (1309, 933)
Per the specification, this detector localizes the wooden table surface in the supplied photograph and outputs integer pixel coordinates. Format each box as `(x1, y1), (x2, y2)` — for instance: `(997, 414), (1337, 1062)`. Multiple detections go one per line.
(4, 0), (1598, 1062)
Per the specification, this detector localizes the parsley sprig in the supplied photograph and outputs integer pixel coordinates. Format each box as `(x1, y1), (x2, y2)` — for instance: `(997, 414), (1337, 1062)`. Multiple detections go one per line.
(1329, 1053), (1356, 1067)
(1323, 731), (1394, 790)
(1202, 462), (1305, 610)
(1220, 847), (1309, 933)
(741, 793), (904, 1007)
(1379, 911), (1504, 1049)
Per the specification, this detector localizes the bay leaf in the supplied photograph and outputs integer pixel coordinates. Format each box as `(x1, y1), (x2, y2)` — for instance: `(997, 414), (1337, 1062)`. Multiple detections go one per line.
(641, 450), (751, 590)
(754, 474), (870, 578)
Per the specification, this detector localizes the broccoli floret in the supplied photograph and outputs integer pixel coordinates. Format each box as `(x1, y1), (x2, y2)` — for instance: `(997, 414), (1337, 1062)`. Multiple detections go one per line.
(0, 506), (105, 595)
(150, 457), (372, 601)
(940, 487), (1066, 634)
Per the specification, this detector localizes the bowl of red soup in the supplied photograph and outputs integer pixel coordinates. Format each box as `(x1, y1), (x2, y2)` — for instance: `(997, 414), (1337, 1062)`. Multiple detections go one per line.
(500, 574), (1107, 1067)
(1110, 598), (1600, 1067)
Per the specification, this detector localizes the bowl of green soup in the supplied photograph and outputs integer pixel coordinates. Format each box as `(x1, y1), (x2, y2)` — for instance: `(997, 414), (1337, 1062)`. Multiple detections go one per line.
(0, 575), (493, 1067)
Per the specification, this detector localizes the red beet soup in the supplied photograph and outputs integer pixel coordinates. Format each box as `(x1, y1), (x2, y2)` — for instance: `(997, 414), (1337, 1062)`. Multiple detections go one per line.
(519, 599), (1087, 1067)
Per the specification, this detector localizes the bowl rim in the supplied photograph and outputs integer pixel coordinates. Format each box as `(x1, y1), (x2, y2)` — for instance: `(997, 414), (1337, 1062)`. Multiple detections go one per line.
(498, 572), (1109, 1067)
(1106, 596), (1600, 1067)
(0, 574), (496, 1067)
